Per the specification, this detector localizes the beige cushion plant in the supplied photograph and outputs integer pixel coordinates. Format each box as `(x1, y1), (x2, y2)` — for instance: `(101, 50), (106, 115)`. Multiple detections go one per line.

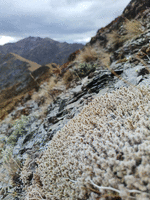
(21, 86), (150, 200)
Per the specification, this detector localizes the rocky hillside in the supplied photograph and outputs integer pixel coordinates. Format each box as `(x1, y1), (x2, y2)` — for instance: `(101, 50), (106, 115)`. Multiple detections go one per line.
(0, 52), (54, 121)
(0, 37), (83, 121)
(0, 53), (41, 91)
(88, 0), (150, 51)
(0, 37), (84, 65)
(0, 0), (150, 199)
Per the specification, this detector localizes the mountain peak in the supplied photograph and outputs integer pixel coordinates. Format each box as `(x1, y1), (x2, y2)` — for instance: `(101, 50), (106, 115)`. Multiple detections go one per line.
(0, 37), (84, 65)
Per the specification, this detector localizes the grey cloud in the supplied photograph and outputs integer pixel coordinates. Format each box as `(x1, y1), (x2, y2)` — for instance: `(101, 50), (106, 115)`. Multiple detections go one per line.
(0, 0), (131, 43)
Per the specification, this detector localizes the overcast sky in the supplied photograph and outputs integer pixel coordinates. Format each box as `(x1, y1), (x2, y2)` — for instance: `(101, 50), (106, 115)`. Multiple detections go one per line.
(0, 0), (131, 45)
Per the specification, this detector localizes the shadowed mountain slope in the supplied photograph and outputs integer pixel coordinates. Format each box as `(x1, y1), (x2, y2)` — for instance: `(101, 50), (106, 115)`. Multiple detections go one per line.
(0, 52), (41, 92)
(0, 52), (51, 120)
(0, 37), (84, 65)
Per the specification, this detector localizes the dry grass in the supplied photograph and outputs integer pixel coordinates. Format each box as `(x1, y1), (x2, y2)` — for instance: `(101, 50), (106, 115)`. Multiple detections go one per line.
(63, 70), (75, 86)
(124, 19), (144, 39)
(0, 147), (21, 191)
(31, 77), (56, 101)
(32, 76), (63, 100)
(89, 41), (111, 67)
(96, 49), (111, 67)
(74, 41), (111, 68)
(11, 53), (40, 72)
(75, 46), (98, 63)
(106, 30), (123, 49)
(106, 19), (143, 49)
(31, 77), (65, 117)
(116, 57), (128, 64)
(45, 63), (61, 76)
(0, 63), (53, 121)
(0, 91), (32, 122)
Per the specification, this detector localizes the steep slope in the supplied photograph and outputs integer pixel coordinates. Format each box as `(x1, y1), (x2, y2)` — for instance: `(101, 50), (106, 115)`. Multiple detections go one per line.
(11, 53), (41, 72)
(0, 53), (51, 120)
(0, 0), (150, 199)
(88, 0), (150, 51)
(0, 37), (84, 65)
(0, 52), (40, 92)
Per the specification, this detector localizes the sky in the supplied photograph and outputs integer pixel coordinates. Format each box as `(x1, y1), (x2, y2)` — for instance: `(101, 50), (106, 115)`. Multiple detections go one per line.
(0, 0), (131, 45)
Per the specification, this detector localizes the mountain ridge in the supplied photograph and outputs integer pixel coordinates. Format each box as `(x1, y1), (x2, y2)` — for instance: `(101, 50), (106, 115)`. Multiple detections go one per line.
(0, 36), (84, 65)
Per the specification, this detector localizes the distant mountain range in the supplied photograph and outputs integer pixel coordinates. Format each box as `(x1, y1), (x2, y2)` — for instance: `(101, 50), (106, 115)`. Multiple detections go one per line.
(0, 37), (84, 119)
(0, 36), (84, 65)
(0, 52), (41, 91)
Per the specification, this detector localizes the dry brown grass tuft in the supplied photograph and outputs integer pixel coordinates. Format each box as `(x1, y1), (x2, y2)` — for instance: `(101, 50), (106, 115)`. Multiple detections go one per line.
(0, 147), (21, 190)
(106, 30), (123, 49)
(124, 19), (144, 39)
(91, 41), (111, 67)
(46, 63), (61, 76)
(31, 77), (65, 117)
(106, 19), (144, 50)
(96, 49), (111, 67)
(75, 46), (98, 63)
(116, 58), (128, 64)
(31, 77), (57, 101)
(63, 70), (75, 86)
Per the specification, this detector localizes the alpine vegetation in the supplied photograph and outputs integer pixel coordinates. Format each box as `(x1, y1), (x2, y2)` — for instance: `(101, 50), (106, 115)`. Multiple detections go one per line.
(21, 86), (150, 200)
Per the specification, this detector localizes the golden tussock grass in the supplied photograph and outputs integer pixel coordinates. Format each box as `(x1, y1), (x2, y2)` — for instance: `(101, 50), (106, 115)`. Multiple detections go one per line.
(74, 41), (111, 68)
(11, 53), (40, 72)
(106, 30), (125, 50)
(124, 18), (144, 39)
(45, 63), (61, 76)
(0, 148), (21, 189)
(106, 19), (144, 49)
(116, 58), (128, 64)
(0, 91), (32, 122)
(31, 77), (56, 101)
(96, 49), (111, 67)
(75, 46), (98, 63)
(63, 70), (75, 86)
(91, 41), (112, 67)
(31, 76), (65, 117)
